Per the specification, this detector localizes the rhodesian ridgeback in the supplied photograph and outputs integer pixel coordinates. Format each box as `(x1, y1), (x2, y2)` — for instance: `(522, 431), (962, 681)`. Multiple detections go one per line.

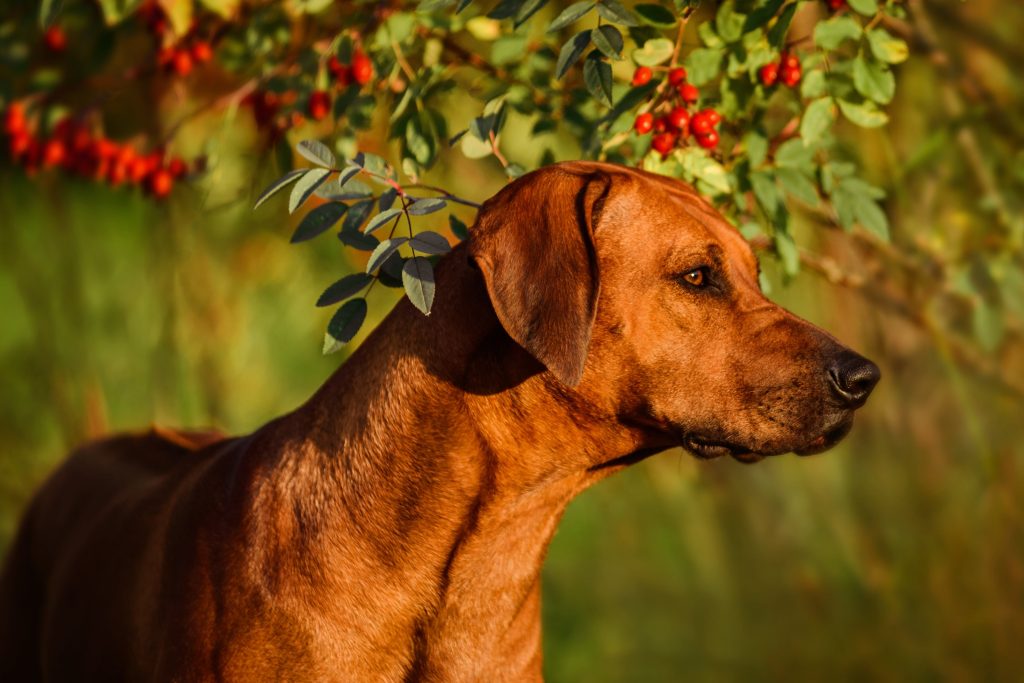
(0, 161), (879, 681)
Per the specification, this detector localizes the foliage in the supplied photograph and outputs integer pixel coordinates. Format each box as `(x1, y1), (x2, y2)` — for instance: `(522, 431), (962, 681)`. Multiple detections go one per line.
(1, 0), (1021, 366)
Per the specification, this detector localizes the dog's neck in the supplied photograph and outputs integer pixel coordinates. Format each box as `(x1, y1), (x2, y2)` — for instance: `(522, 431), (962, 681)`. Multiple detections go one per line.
(253, 246), (654, 678)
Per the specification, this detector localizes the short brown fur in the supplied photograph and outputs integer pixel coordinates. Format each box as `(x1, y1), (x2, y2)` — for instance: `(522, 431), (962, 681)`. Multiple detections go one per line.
(0, 162), (877, 681)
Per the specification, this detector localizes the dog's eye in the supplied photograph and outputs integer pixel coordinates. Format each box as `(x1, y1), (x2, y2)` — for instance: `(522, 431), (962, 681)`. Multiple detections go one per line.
(680, 268), (707, 288)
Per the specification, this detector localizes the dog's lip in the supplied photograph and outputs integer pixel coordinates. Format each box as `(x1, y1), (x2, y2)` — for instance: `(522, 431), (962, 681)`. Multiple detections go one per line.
(682, 435), (758, 462)
(794, 417), (854, 456)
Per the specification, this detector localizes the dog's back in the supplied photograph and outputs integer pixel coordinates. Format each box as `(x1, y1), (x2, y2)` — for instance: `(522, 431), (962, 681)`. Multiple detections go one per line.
(0, 428), (225, 681)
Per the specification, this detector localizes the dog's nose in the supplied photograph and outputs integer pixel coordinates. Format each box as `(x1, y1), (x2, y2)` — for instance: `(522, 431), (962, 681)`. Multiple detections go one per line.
(827, 352), (880, 408)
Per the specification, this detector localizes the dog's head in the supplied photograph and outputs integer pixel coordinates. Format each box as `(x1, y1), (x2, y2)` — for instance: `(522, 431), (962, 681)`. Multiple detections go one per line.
(468, 161), (879, 463)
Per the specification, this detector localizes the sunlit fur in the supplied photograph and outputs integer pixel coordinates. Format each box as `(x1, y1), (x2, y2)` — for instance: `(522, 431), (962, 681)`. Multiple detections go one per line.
(0, 162), (876, 681)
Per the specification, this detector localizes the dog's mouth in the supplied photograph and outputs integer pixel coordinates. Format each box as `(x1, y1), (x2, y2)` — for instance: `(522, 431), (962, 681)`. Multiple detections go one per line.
(681, 416), (855, 464)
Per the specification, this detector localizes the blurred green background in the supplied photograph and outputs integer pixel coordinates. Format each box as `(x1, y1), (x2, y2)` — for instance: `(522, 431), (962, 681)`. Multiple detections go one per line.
(2, 1), (1024, 680)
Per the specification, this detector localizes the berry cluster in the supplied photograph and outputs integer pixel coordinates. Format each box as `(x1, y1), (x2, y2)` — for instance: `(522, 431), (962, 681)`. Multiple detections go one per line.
(3, 103), (193, 199)
(139, 2), (214, 78)
(632, 67), (723, 156)
(758, 52), (802, 89)
(308, 51), (375, 122)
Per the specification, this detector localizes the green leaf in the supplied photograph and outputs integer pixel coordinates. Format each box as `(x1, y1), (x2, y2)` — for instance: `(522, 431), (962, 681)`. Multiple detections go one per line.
(291, 202), (347, 243)
(751, 171), (781, 216)
(776, 168), (819, 206)
(866, 28), (909, 64)
(514, 0), (550, 26)
(838, 98), (889, 128)
(832, 178), (888, 238)
(39, 0), (59, 27)
(852, 55), (895, 104)
(324, 298), (368, 352)
(289, 168), (333, 214)
(556, 30), (592, 78)
(317, 273), (374, 307)
(800, 97), (835, 147)
(408, 197), (447, 215)
(296, 139), (336, 168)
(488, 0), (526, 20)
(774, 231), (800, 276)
(583, 55), (614, 106)
(364, 207), (404, 234)
(379, 188), (398, 212)
(253, 170), (304, 210)
(403, 257), (436, 315)
(449, 214), (469, 241)
(342, 199), (375, 232)
(596, 0), (637, 26)
(353, 152), (390, 178)
(679, 148), (731, 195)
(846, 0), (877, 17)
(744, 131), (768, 168)
(800, 69), (827, 99)
(766, 2), (797, 48)
(684, 48), (724, 86)
(631, 38), (674, 66)
(593, 25), (624, 60)
(338, 230), (380, 251)
(409, 230), (452, 255)
(368, 238), (409, 273)
(776, 138), (815, 170)
(813, 16), (862, 50)
(548, 1), (594, 32)
(743, 0), (784, 33)
(635, 3), (676, 27)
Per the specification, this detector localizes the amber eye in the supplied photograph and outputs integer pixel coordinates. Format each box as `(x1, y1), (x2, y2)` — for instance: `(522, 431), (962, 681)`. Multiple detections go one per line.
(681, 268), (706, 287)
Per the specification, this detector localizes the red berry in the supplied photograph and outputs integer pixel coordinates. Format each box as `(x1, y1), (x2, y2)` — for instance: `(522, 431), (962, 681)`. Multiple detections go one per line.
(147, 168), (174, 199)
(780, 65), (801, 87)
(759, 63), (779, 87)
(653, 117), (668, 134)
(9, 131), (31, 159)
(41, 139), (65, 168)
(667, 106), (690, 132)
(827, 0), (846, 10)
(781, 52), (800, 70)
(128, 155), (150, 183)
(329, 56), (352, 86)
(191, 41), (213, 63)
(308, 90), (331, 121)
(679, 83), (699, 104)
(703, 109), (722, 126)
(167, 157), (188, 178)
(634, 112), (654, 135)
(690, 112), (714, 136)
(172, 49), (193, 77)
(631, 66), (652, 87)
(43, 26), (66, 52)
(351, 51), (373, 86)
(651, 132), (678, 156)
(3, 103), (26, 135)
(667, 68), (687, 86)
(696, 130), (719, 149)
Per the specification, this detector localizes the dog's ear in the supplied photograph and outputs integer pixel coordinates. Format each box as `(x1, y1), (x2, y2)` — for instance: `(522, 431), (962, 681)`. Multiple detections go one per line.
(468, 167), (611, 387)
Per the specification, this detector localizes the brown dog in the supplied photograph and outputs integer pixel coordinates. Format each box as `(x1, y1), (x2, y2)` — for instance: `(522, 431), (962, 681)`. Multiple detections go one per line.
(0, 161), (878, 681)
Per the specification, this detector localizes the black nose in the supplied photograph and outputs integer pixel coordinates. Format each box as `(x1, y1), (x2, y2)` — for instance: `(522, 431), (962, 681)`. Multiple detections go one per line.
(827, 352), (880, 408)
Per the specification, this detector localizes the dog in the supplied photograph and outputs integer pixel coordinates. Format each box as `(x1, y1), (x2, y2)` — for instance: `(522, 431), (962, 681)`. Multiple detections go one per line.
(0, 161), (879, 681)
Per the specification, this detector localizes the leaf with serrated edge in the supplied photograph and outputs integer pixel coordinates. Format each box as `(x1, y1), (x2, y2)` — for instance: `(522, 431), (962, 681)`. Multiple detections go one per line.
(288, 168), (332, 214)
(296, 140), (336, 168)
(409, 231), (452, 255)
(316, 273), (373, 307)
(254, 169), (304, 210)
(367, 238), (408, 273)
(403, 257), (436, 315)
(364, 207), (404, 235)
